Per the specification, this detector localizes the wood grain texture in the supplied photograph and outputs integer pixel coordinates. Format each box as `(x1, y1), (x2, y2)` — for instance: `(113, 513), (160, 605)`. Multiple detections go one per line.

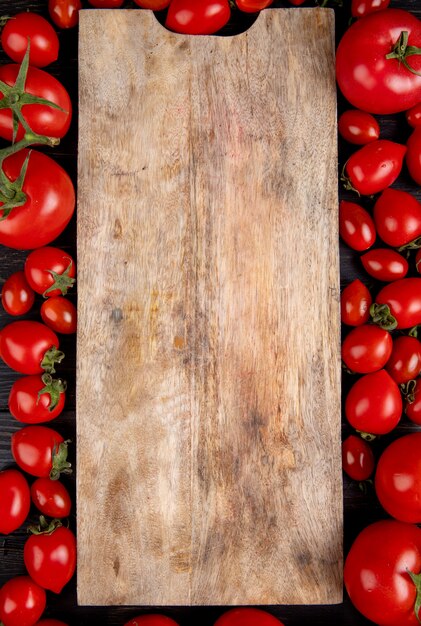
(77, 8), (342, 607)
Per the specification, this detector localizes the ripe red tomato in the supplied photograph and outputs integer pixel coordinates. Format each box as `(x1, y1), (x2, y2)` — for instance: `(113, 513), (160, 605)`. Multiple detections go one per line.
(124, 617), (180, 626)
(0, 64), (72, 142)
(25, 247), (76, 297)
(0, 469), (30, 534)
(345, 369), (402, 434)
(166, 0), (231, 35)
(0, 150), (76, 250)
(372, 278), (421, 330)
(405, 378), (421, 425)
(49, 0), (82, 29)
(360, 248), (408, 282)
(0, 320), (62, 375)
(406, 102), (421, 128)
(338, 109), (380, 145)
(375, 433), (421, 523)
(1, 271), (35, 316)
(236, 0), (273, 11)
(343, 140), (406, 195)
(87, 0), (124, 5)
(9, 374), (66, 423)
(341, 279), (372, 326)
(342, 325), (393, 374)
(342, 435), (375, 481)
(1, 13), (59, 67)
(0, 576), (46, 626)
(41, 297), (77, 335)
(11, 425), (71, 479)
(133, 0), (171, 7)
(344, 520), (421, 625)
(214, 608), (285, 626)
(336, 9), (421, 114)
(386, 336), (421, 384)
(373, 188), (421, 248)
(351, 0), (390, 18)
(339, 200), (376, 251)
(406, 127), (421, 186)
(30, 477), (71, 519)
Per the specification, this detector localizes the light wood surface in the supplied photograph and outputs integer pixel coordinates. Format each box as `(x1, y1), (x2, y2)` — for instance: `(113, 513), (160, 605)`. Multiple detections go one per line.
(77, 8), (342, 607)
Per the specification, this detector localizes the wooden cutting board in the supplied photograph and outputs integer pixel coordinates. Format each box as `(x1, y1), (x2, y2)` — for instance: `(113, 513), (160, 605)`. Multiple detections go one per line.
(77, 8), (342, 606)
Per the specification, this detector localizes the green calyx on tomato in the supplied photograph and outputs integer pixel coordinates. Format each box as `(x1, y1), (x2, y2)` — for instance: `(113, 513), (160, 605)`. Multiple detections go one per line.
(44, 261), (76, 297)
(401, 379), (417, 404)
(50, 440), (71, 481)
(407, 570), (421, 624)
(370, 303), (398, 331)
(37, 373), (67, 412)
(399, 236), (421, 252)
(385, 30), (421, 76)
(0, 149), (30, 218)
(40, 345), (65, 375)
(28, 515), (62, 536)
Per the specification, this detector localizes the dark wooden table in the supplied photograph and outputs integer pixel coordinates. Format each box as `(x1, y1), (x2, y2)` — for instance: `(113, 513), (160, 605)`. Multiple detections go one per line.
(0, 1), (420, 624)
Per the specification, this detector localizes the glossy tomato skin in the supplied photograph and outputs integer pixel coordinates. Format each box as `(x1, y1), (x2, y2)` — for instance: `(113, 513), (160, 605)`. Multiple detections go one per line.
(345, 369), (402, 434)
(386, 336), (421, 384)
(406, 102), (421, 128)
(361, 248), (408, 282)
(11, 425), (66, 478)
(0, 469), (30, 534)
(342, 325), (393, 374)
(214, 608), (285, 626)
(373, 188), (421, 247)
(342, 435), (375, 481)
(0, 64), (71, 142)
(24, 525), (76, 593)
(1, 13), (59, 67)
(0, 150), (75, 250)
(344, 520), (421, 625)
(336, 9), (421, 114)
(124, 617), (180, 626)
(0, 321), (59, 375)
(166, 0), (231, 35)
(339, 200), (376, 251)
(9, 374), (66, 423)
(25, 247), (76, 297)
(236, 0), (273, 11)
(0, 576), (46, 626)
(1, 271), (35, 316)
(48, 0), (82, 29)
(351, 0), (390, 17)
(406, 127), (421, 186)
(375, 278), (421, 330)
(41, 297), (77, 335)
(405, 378), (421, 425)
(344, 140), (406, 195)
(133, 0), (171, 7)
(31, 477), (71, 518)
(338, 109), (380, 145)
(341, 279), (372, 326)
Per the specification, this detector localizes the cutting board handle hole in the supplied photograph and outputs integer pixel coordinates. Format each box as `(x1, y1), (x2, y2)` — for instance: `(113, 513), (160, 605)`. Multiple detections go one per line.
(152, 7), (260, 37)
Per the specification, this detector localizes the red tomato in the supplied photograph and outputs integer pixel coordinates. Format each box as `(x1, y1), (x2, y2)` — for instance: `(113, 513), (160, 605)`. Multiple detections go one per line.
(0, 320), (62, 375)
(0, 149), (76, 250)
(405, 378), (421, 425)
(342, 435), (375, 481)
(24, 520), (76, 593)
(344, 520), (421, 625)
(124, 617), (180, 626)
(375, 433), (421, 523)
(25, 247), (76, 297)
(30, 477), (71, 519)
(214, 609), (285, 626)
(1, 13), (59, 67)
(0, 469), (30, 534)
(36, 621), (69, 626)
(48, 0), (82, 29)
(11, 425), (71, 479)
(372, 278), (421, 330)
(360, 248), (408, 282)
(288, 0), (306, 4)
(406, 102), (421, 128)
(406, 127), (421, 186)
(133, 0), (171, 7)
(1, 271), (35, 316)
(336, 9), (421, 114)
(0, 576), (46, 626)
(341, 279), (372, 326)
(351, 0), (390, 18)
(166, 0), (231, 35)
(338, 109), (380, 145)
(0, 64), (72, 142)
(386, 336), (421, 384)
(88, 0), (124, 5)
(343, 140), (406, 195)
(345, 369), (402, 434)
(9, 374), (66, 423)
(342, 325), (393, 374)
(373, 188), (421, 248)
(339, 200), (376, 251)
(41, 297), (77, 335)
(236, 0), (273, 11)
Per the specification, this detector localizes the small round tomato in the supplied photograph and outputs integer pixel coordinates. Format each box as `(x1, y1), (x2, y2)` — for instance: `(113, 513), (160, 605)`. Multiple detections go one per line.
(405, 378), (421, 426)
(372, 278), (421, 330)
(166, 0), (231, 35)
(25, 247), (76, 298)
(0, 469), (30, 535)
(1, 271), (35, 316)
(407, 103), (421, 128)
(373, 188), (421, 248)
(0, 576), (46, 626)
(338, 109), (380, 145)
(235, 0), (273, 11)
(124, 617), (180, 626)
(0, 320), (62, 375)
(406, 127), (421, 186)
(342, 325), (393, 374)
(11, 425), (71, 479)
(9, 374), (66, 423)
(41, 297), (77, 335)
(345, 369), (402, 434)
(133, 0), (171, 7)
(339, 200), (376, 251)
(386, 336), (421, 384)
(341, 280), (372, 327)
(343, 140), (406, 195)
(361, 248), (408, 282)
(88, 0), (124, 5)
(49, 0), (82, 29)
(342, 435), (375, 481)
(214, 609), (285, 626)
(31, 477), (71, 519)
(1, 13), (59, 67)
(351, 0), (390, 18)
